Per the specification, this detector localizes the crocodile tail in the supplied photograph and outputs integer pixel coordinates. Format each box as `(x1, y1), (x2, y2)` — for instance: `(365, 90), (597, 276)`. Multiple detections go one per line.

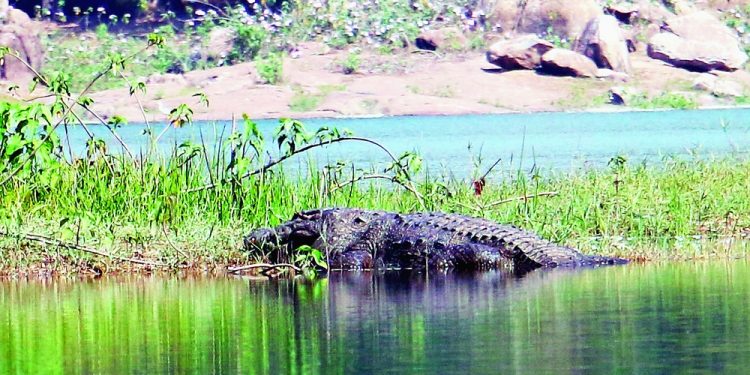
(509, 236), (628, 269)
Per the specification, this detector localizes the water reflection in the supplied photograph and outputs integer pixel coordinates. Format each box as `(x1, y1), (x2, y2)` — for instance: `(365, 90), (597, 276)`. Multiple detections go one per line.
(2, 262), (750, 374)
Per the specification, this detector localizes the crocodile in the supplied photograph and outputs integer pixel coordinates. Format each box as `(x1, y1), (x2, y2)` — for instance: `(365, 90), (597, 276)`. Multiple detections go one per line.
(244, 208), (628, 272)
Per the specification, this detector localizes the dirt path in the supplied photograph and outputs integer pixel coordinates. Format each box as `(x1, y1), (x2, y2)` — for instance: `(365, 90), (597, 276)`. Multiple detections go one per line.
(87, 45), (750, 122)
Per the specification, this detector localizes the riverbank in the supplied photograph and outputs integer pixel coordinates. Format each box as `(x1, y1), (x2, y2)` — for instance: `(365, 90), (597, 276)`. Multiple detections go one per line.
(1, 147), (749, 277)
(6, 2), (750, 121)
(65, 49), (750, 122)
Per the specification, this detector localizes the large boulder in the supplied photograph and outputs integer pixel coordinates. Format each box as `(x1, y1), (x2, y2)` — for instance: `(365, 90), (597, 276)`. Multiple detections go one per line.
(574, 15), (632, 74)
(662, 11), (741, 47)
(416, 27), (468, 51)
(0, 7), (44, 85)
(647, 33), (743, 71)
(540, 48), (598, 77)
(647, 11), (748, 72)
(482, 0), (602, 40)
(486, 35), (554, 70)
(648, 14), (748, 72)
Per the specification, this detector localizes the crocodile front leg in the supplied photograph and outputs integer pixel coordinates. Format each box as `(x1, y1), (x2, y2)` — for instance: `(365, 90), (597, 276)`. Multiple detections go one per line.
(329, 250), (374, 270)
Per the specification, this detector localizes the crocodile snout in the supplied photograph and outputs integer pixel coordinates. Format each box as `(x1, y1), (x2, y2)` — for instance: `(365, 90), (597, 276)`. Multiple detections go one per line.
(244, 228), (279, 252)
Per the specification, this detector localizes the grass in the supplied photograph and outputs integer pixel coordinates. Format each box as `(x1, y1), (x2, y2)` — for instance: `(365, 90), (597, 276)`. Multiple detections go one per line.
(556, 82), (611, 109)
(1, 136), (749, 276)
(629, 92), (699, 110)
(288, 84), (346, 112)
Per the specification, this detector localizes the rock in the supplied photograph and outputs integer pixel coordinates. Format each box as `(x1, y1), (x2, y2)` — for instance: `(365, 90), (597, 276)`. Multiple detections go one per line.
(595, 68), (629, 82)
(608, 86), (646, 105)
(605, 3), (638, 24)
(486, 35), (554, 70)
(632, 0), (674, 23)
(540, 48), (598, 77)
(575, 15), (632, 74)
(0, 7), (44, 85)
(416, 27), (468, 51)
(146, 73), (187, 86)
(665, 11), (738, 45)
(609, 86), (628, 105)
(647, 11), (748, 71)
(692, 74), (718, 91)
(482, 0), (602, 40)
(669, 0), (698, 15)
(6, 7), (33, 28)
(692, 74), (744, 97)
(205, 27), (236, 62)
(647, 32), (747, 72)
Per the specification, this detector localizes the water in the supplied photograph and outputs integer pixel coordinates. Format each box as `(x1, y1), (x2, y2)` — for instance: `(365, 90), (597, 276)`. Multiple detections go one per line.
(3, 261), (750, 374)
(67, 109), (750, 175)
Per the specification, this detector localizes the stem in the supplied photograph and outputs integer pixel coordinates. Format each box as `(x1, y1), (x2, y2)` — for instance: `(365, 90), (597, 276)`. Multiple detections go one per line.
(227, 263), (301, 273)
(485, 191), (558, 207)
(0, 45), (153, 187)
(79, 105), (136, 159)
(0, 229), (167, 267)
(189, 137), (406, 192)
(118, 71), (151, 131)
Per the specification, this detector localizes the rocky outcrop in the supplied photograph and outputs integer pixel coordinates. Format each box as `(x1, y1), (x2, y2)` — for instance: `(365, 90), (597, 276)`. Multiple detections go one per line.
(486, 35), (553, 70)
(575, 15), (632, 74)
(416, 27), (468, 51)
(540, 48), (598, 77)
(0, 7), (43, 85)
(647, 11), (748, 72)
(482, 0), (602, 39)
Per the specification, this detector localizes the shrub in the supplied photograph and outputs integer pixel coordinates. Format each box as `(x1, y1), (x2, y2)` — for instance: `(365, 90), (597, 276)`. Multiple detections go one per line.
(230, 24), (266, 62)
(256, 53), (283, 84)
(341, 52), (361, 74)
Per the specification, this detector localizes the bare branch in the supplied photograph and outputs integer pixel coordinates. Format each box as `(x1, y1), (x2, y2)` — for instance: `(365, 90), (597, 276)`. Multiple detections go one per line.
(227, 263), (301, 273)
(0, 229), (167, 267)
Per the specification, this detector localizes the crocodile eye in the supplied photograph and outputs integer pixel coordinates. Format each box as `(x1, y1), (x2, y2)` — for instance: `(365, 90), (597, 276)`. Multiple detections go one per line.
(353, 217), (366, 225)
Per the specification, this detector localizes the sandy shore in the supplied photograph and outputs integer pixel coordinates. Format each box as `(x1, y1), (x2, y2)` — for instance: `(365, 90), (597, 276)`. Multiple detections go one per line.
(84, 44), (750, 122)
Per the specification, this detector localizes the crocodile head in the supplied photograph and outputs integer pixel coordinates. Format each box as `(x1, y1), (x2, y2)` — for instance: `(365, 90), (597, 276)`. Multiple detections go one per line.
(243, 210), (325, 255)
(244, 227), (286, 253)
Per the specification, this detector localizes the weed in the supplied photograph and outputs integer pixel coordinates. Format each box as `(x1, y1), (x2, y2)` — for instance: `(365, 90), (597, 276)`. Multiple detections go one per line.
(629, 92), (698, 110)
(289, 93), (321, 112)
(341, 52), (361, 74)
(256, 53), (284, 85)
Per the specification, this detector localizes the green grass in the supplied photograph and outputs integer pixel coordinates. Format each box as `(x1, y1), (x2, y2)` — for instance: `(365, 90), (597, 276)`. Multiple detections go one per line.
(1, 136), (749, 276)
(288, 84), (346, 112)
(629, 92), (699, 110)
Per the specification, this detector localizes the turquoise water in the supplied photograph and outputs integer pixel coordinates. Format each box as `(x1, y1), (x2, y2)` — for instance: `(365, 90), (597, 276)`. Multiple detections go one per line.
(65, 109), (750, 175)
(2, 261), (750, 373)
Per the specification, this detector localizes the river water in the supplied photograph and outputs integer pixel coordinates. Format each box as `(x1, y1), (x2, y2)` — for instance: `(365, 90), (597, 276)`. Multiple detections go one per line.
(67, 108), (750, 175)
(3, 261), (750, 374)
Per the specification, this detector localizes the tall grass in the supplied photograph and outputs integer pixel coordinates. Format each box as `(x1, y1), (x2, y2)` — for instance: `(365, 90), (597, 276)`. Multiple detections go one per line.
(1, 140), (749, 275)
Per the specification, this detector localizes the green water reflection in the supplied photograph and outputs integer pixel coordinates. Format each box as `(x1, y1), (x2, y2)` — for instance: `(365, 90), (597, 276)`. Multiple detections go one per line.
(2, 261), (750, 374)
